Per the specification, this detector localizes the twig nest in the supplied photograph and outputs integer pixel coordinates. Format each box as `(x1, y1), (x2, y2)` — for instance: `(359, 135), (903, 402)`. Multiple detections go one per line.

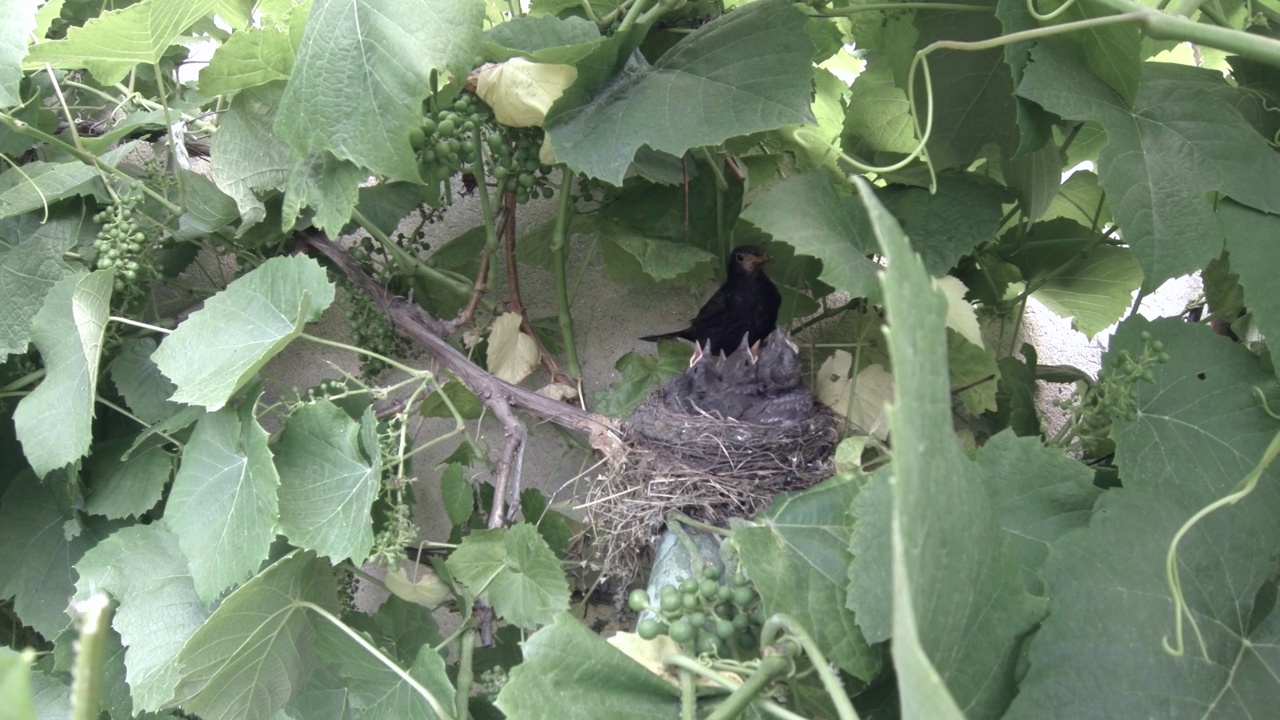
(586, 331), (840, 586)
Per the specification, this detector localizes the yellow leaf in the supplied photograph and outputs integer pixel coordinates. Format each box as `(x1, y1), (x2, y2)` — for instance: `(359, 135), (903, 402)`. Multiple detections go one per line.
(476, 58), (578, 128)
(486, 312), (539, 384)
(816, 351), (894, 440)
(607, 632), (741, 688)
(936, 275), (983, 348)
(385, 564), (452, 608)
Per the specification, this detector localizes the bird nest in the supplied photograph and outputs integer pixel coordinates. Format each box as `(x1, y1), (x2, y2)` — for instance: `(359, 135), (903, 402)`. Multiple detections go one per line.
(584, 333), (840, 587)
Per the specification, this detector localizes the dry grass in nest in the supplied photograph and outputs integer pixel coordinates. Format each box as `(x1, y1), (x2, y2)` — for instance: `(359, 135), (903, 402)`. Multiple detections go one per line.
(584, 383), (840, 587)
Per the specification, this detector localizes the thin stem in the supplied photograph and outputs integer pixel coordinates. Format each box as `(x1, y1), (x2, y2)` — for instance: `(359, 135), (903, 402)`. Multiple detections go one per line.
(1, 368), (46, 392)
(351, 208), (478, 299)
(550, 168), (582, 378)
(96, 396), (183, 449)
(705, 655), (794, 720)
(300, 333), (423, 378)
(1027, 0), (1078, 22)
(299, 601), (455, 720)
(680, 667), (696, 720)
(151, 64), (186, 210)
(0, 112), (183, 215)
(810, 1), (991, 13)
(109, 316), (173, 334)
(69, 594), (111, 720)
(470, 132), (502, 292)
(760, 615), (860, 720)
(662, 654), (808, 720)
(455, 628), (476, 720)
(617, 0), (655, 32)
(45, 65), (84, 153)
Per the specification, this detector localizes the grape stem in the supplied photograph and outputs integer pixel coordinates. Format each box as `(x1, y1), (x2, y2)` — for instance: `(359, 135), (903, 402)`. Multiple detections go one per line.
(760, 615), (859, 720)
(350, 208), (483, 305)
(456, 627), (477, 720)
(551, 168), (583, 379)
(662, 654), (808, 720)
(704, 654), (794, 720)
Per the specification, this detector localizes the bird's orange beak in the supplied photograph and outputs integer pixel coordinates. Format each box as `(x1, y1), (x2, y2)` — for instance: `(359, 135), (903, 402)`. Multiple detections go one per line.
(744, 253), (772, 270)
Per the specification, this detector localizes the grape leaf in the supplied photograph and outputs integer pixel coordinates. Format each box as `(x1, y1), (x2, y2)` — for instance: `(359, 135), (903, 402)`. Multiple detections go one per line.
(0, 223), (75, 359)
(51, 622), (133, 718)
(911, 5), (1019, 169)
(164, 391), (280, 603)
(445, 523), (569, 629)
(28, 667), (71, 719)
(1008, 318), (1280, 717)
(496, 613), (681, 720)
(1017, 45), (1280, 287)
(842, 66), (917, 154)
(948, 331), (999, 414)
(276, 401), (381, 564)
(73, 524), (211, 712)
(0, 472), (108, 639)
(545, 0), (815, 185)
(1042, 170), (1110, 228)
(597, 226), (718, 285)
(486, 312), (539, 385)
(1217, 201), (1280, 378)
(108, 338), (187, 425)
(439, 462), (473, 527)
(295, 622), (453, 720)
(0, 0), (37, 107)
(197, 24), (294, 96)
(734, 475), (882, 681)
(174, 169), (239, 241)
(14, 270), (112, 477)
(0, 161), (101, 220)
(172, 551), (341, 720)
(867, 174), (1045, 719)
(275, 0), (484, 182)
(210, 81), (294, 228)
(344, 595), (442, 666)
(84, 437), (172, 520)
(152, 254), (335, 411)
(1053, 0), (1141, 105)
(24, 0), (219, 84)
(881, 174), (1010, 276)
(593, 341), (691, 417)
(281, 150), (365, 235)
(739, 170), (881, 301)
(0, 647), (35, 720)
(846, 470), (892, 643)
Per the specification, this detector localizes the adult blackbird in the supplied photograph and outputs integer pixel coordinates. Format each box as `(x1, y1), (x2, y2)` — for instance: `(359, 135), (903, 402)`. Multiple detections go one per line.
(640, 245), (781, 355)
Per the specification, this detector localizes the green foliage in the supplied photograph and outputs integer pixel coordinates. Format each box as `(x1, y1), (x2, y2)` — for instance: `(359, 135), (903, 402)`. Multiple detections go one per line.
(2, 0), (1280, 716)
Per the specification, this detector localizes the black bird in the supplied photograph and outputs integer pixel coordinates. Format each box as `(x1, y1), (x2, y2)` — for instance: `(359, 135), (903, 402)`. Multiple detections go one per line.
(640, 245), (781, 355)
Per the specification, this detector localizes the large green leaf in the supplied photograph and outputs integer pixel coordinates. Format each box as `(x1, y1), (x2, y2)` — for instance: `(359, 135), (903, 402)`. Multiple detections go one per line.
(108, 337), (187, 425)
(13, 270), (112, 477)
(210, 82), (294, 228)
(483, 14), (601, 62)
(739, 170), (881, 301)
(444, 523), (570, 629)
(496, 613), (681, 720)
(734, 475), (881, 681)
(1217, 201), (1280, 378)
(197, 24), (294, 96)
(882, 173), (1009, 276)
(1001, 218), (1143, 337)
(0, 161), (101, 220)
(276, 401), (380, 564)
(1053, 0), (1141, 106)
(293, 623), (453, 720)
(1007, 319), (1280, 718)
(842, 65), (917, 154)
(0, 0), (37, 107)
(152, 254), (335, 411)
(164, 392), (280, 603)
(867, 175), (1045, 719)
(275, 0), (484, 182)
(0, 222), (75, 359)
(24, 0), (218, 84)
(345, 595), (442, 666)
(171, 552), (341, 720)
(281, 151), (364, 235)
(597, 226), (719, 285)
(912, 3), (1019, 169)
(73, 524), (212, 713)
(545, 0), (815, 185)
(84, 437), (172, 520)
(1017, 46), (1280, 287)
(0, 473), (105, 639)
(174, 169), (240, 241)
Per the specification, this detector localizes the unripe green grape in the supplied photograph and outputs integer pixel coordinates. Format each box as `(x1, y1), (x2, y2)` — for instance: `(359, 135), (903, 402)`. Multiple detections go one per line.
(714, 619), (735, 640)
(732, 613), (750, 630)
(660, 589), (681, 613)
(422, 118), (437, 134)
(732, 586), (754, 607)
(687, 611), (706, 629)
(628, 589), (650, 612)
(637, 618), (663, 640)
(681, 593), (698, 611)
(438, 119), (455, 135)
(669, 619), (695, 643)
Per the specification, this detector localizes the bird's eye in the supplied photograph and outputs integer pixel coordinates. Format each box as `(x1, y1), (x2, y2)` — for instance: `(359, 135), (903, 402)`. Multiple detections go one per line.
(735, 253), (745, 262)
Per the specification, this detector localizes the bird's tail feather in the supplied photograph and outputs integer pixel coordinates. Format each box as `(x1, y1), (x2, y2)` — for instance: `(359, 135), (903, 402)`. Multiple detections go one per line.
(640, 332), (682, 343)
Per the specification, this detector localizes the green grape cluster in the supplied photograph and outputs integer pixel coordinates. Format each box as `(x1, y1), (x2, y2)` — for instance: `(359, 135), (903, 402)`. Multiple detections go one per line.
(478, 667), (509, 698)
(488, 126), (555, 205)
(629, 565), (765, 658)
(1056, 331), (1170, 447)
(343, 284), (416, 380)
(412, 92), (490, 186)
(92, 192), (151, 291)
